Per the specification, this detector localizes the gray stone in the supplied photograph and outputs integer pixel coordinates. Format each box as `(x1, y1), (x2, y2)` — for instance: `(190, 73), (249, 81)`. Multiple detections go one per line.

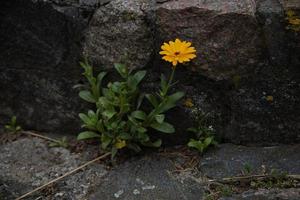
(0, 137), (205, 200)
(221, 188), (300, 200)
(224, 63), (300, 144)
(88, 155), (205, 200)
(0, 0), (88, 134)
(0, 0), (299, 146)
(256, 0), (288, 66)
(1, 138), (300, 200)
(83, 0), (155, 70)
(200, 144), (300, 179)
(155, 0), (263, 80)
(0, 137), (108, 199)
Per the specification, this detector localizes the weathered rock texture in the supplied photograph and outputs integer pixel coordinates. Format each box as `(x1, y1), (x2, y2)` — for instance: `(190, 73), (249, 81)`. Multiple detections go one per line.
(83, 0), (155, 69)
(0, 0), (299, 145)
(155, 0), (263, 80)
(0, 0), (92, 134)
(0, 137), (108, 199)
(1, 138), (299, 199)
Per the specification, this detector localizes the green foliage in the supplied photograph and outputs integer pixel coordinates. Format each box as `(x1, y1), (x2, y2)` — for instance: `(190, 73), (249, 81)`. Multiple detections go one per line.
(187, 112), (217, 153)
(77, 60), (184, 159)
(204, 185), (233, 200)
(250, 170), (297, 189)
(49, 137), (69, 148)
(4, 116), (22, 133)
(242, 162), (253, 175)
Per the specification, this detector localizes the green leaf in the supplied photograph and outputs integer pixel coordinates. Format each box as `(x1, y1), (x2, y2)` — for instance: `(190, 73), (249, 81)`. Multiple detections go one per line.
(11, 116), (17, 125)
(119, 132), (131, 140)
(150, 122), (175, 133)
(131, 110), (147, 120)
(73, 84), (85, 89)
(127, 143), (141, 152)
(136, 93), (145, 109)
(188, 139), (204, 152)
(79, 90), (96, 103)
(88, 110), (96, 118)
(160, 74), (168, 92)
(127, 70), (146, 90)
(137, 131), (149, 142)
(96, 120), (105, 133)
(96, 72), (107, 93)
(159, 91), (185, 113)
(145, 94), (158, 107)
(79, 113), (89, 124)
(133, 70), (146, 85)
(137, 126), (147, 133)
(77, 131), (101, 140)
(155, 114), (165, 124)
(111, 82), (122, 93)
(102, 110), (117, 119)
(169, 91), (185, 102)
(141, 139), (162, 148)
(97, 72), (107, 85)
(101, 134), (112, 149)
(111, 147), (118, 159)
(187, 127), (198, 133)
(114, 63), (127, 78)
(204, 137), (213, 146)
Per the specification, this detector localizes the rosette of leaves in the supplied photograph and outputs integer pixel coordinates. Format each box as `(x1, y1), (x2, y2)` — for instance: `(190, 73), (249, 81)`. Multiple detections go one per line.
(76, 60), (184, 159)
(5, 116), (22, 133)
(187, 113), (217, 153)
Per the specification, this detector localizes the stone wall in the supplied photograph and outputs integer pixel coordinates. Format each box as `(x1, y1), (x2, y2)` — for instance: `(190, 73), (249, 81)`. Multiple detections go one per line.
(0, 0), (299, 145)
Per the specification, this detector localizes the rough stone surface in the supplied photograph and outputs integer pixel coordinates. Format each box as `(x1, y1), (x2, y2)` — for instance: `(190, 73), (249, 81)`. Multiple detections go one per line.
(0, 0), (88, 134)
(0, 137), (205, 200)
(1, 138), (299, 199)
(155, 0), (263, 80)
(221, 188), (300, 200)
(200, 143), (300, 199)
(0, 137), (108, 199)
(256, 0), (288, 66)
(200, 144), (300, 179)
(223, 62), (300, 145)
(0, 0), (299, 146)
(88, 155), (205, 200)
(83, 0), (155, 70)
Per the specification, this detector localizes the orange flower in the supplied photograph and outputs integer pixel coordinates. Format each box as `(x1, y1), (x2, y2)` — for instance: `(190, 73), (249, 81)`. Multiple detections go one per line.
(160, 39), (197, 67)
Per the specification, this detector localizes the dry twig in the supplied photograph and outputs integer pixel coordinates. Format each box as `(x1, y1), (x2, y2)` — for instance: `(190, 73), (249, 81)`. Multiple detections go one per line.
(16, 152), (111, 200)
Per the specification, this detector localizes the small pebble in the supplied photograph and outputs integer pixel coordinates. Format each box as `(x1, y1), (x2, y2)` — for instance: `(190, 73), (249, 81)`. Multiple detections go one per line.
(114, 190), (124, 198)
(133, 189), (140, 195)
(142, 185), (156, 190)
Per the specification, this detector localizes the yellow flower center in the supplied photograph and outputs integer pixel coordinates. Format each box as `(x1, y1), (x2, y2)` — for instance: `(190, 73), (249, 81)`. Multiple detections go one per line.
(174, 51), (180, 56)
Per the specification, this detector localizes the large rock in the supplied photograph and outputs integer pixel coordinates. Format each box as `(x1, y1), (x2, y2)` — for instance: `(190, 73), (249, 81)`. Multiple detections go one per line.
(0, 0), (299, 146)
(224, 64), (300, 145)
(83, 0), (155, 69)
(200, 143), (300, 179)
(155, 0), (264, 80)
(1, 138), (299, 200)
(256, 0), (289, 66)
(0, 0), (90, 133)
(0, 137), (108, 199)
(0, 137), (205, 199)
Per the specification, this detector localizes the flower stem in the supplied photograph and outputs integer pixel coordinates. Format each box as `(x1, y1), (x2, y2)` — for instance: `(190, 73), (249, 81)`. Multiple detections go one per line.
(164, 67), (176, 97)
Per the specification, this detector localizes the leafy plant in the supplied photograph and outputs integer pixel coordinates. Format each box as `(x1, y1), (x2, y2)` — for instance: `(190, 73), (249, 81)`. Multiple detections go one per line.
(76, 60), (184, 159)
(242, 162), (253, 175)
(49, 137), (69, 148)
(4, 116), (22, 133)
(187, 112), (217, 153)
